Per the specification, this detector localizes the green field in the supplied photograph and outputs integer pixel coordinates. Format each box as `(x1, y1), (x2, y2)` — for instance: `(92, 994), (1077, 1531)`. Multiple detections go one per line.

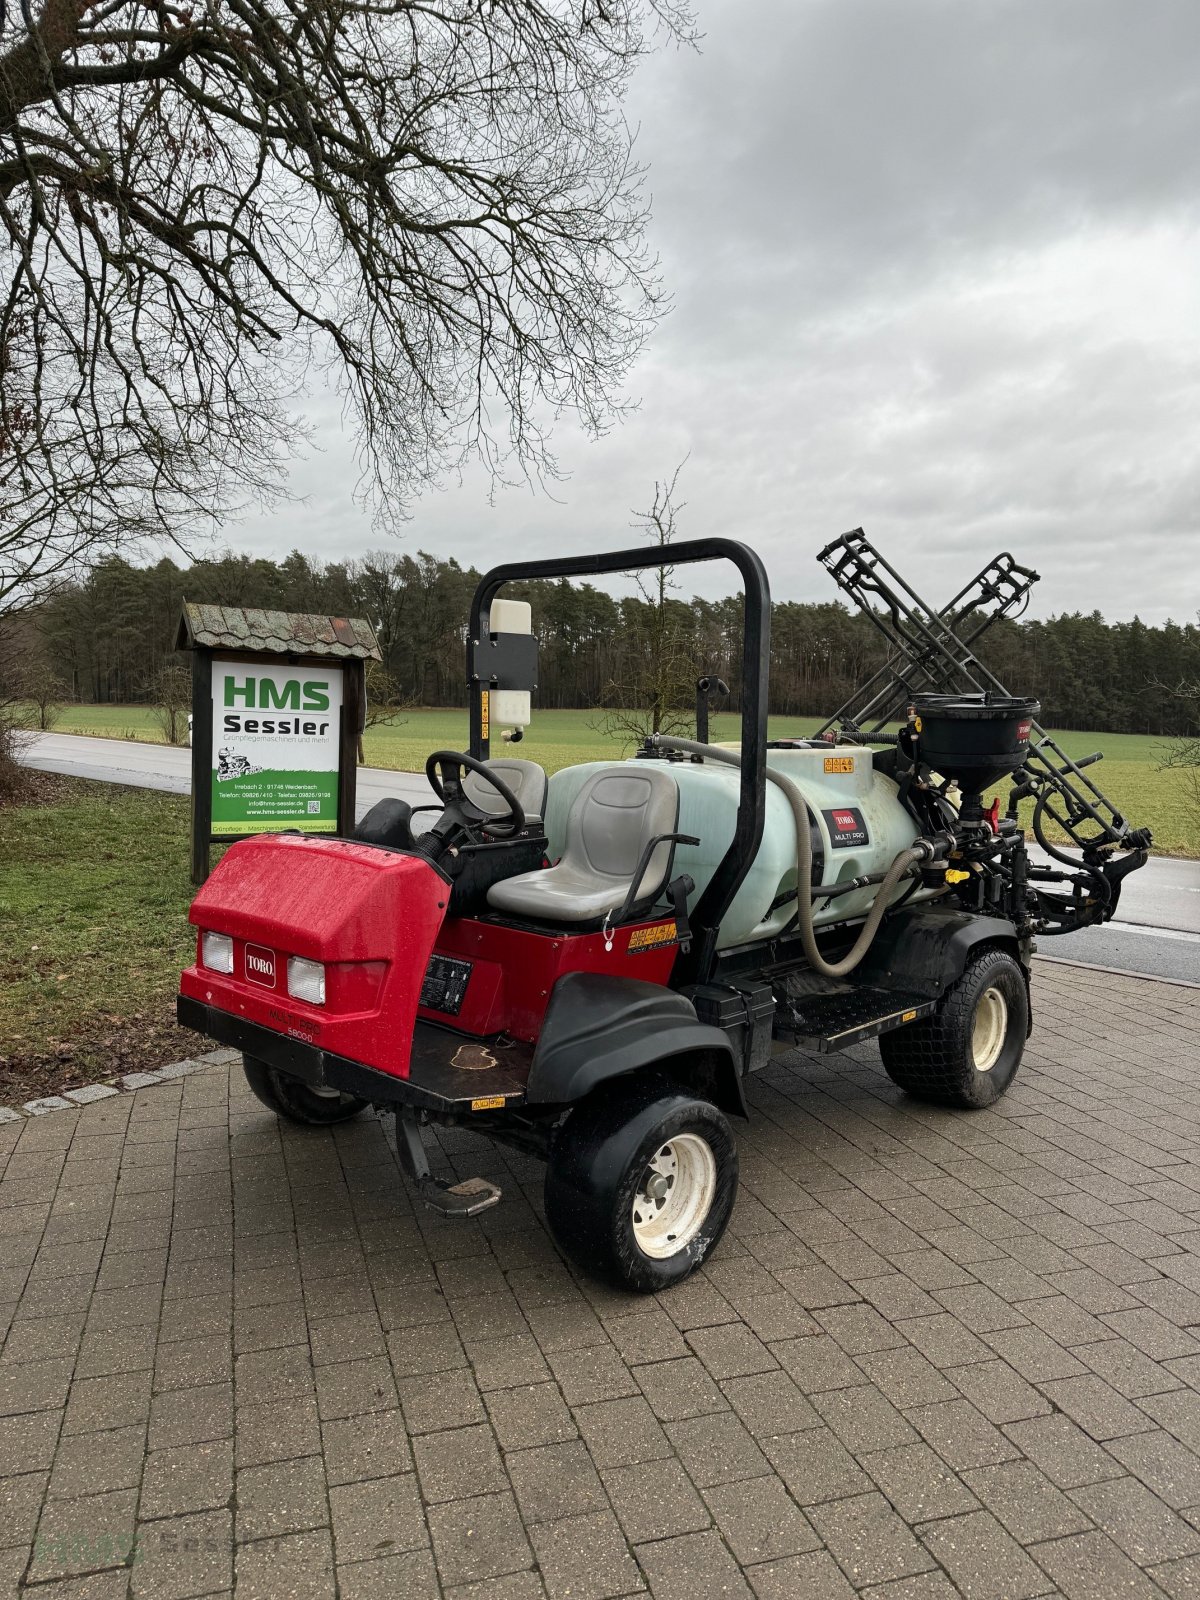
(48, 702), (1200, 857)
(0, 782), (196, 1098)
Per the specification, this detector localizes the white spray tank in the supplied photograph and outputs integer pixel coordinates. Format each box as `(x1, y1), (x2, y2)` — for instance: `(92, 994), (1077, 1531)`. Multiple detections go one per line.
(543, 744), (930, 950)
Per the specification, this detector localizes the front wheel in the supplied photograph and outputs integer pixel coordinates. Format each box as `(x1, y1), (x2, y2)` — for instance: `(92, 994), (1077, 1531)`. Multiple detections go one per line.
(544, 1074), (738, 1293)
(242, 1057), (369, 1126)
(879, 947), (1028, 1108)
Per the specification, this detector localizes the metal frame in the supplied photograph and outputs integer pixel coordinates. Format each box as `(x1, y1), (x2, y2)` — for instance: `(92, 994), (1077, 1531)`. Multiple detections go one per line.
(815, 530), (1145, 857)
(467, 539), (772, 984)
(815, 534), (1039, 736)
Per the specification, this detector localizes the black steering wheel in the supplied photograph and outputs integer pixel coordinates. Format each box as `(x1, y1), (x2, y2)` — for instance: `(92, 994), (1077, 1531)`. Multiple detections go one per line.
(425, 751), (526, 842)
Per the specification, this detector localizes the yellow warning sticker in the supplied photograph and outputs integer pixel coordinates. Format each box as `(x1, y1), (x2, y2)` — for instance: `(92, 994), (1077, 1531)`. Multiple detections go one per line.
(627, 920), (678, 953)
(901, 1009), (917, 1023)
(471, 1095), (505, 1111)
(480, 689), (490, 739)
(824, 756), (855, 774)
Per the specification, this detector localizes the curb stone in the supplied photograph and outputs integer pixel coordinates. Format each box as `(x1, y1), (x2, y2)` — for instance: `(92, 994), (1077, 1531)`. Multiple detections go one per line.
(119, 1071), (165, 1089)
(65, 1083), (120, 1105)
(0, 1047), (240, 1126)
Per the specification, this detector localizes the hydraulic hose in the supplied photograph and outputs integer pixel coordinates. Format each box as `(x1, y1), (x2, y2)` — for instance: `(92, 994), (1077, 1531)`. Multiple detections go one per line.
(654, 735), (932, 980)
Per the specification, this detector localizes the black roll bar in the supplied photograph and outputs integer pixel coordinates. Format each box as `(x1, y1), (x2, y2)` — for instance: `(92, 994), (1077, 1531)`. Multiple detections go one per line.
(467, 538), (772, 983)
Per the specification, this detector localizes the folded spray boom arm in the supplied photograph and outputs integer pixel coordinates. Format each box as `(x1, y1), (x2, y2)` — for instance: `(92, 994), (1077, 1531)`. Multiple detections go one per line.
(817, 529), (1151, 867)
(815, 534), (1039, 738)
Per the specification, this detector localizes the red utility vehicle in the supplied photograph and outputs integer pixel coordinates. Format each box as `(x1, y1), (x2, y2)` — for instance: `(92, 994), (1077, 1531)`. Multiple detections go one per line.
(179, 537), (1150, 1291)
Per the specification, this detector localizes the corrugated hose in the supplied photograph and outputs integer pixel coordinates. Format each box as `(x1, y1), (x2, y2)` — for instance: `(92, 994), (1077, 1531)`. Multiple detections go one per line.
(653, 735), (932, 980)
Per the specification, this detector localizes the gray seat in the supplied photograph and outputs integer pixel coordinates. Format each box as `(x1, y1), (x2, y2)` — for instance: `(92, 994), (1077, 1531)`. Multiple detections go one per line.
(486, 767), (680, 924)
(462, 758), (548, 831)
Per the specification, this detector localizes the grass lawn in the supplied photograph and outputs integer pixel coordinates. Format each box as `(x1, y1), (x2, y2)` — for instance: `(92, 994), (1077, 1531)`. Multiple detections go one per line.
(51, 702), (1200, 857)
(0, 778), (197, 1103)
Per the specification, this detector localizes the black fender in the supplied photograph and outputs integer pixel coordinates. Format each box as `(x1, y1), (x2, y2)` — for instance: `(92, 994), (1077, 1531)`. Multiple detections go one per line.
(858, 907), (1023, 998)
(527, 972), (747, 1118)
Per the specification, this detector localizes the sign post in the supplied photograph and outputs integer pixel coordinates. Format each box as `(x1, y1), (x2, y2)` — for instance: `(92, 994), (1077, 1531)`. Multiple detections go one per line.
(177, 606), (380, 883)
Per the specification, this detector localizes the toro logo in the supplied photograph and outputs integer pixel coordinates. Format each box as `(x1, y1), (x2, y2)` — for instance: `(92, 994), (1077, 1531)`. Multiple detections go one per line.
(245, 945), (277, 988)
(822, 806), (870, 849)
(1017, 719), (1032, 742)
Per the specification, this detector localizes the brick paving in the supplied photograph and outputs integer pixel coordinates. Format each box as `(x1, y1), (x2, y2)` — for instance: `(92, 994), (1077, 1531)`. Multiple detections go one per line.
(2, 962), (1200, 1599)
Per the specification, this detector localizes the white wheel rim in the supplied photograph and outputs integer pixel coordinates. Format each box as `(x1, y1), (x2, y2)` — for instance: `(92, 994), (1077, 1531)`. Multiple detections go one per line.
(972, 986), (1008, 1073)
(631, 1134), (718, 1260)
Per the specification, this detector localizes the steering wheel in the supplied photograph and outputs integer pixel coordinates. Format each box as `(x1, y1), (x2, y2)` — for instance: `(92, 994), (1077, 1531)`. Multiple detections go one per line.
(425, 751), (526, 842)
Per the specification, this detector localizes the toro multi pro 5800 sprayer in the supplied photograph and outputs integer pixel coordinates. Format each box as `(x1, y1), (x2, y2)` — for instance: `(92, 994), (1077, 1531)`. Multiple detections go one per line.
(178, 535), (1151, 1292)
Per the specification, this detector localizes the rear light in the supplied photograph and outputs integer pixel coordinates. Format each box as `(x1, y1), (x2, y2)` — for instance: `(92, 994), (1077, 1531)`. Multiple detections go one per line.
(201, 931), (234, 974)
(287, 957), (326, 1006)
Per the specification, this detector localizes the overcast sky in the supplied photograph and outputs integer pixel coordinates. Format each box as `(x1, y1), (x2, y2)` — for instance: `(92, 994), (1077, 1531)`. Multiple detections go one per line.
(234, 0), (1200, 626)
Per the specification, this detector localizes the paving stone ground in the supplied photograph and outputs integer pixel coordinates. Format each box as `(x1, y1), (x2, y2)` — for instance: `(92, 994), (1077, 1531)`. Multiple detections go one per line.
(3, 962), (1200, 1599)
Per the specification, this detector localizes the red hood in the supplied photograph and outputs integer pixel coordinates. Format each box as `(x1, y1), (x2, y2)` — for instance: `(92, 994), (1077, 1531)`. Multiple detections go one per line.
(181, 834), (448, 1077)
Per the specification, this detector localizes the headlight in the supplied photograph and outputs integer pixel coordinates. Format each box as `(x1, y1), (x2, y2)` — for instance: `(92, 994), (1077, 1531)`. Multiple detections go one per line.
(201, 931), (234, 974)
(287, 957), (326, 1006)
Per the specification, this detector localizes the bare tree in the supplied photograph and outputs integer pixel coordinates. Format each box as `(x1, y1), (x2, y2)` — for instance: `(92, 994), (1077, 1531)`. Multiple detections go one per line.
(24, 660), (65, 729)
(152, 658), (191, 744)
(0, 614), (65, 726)
(594, 457), (695, 745)
(0, 0), (693, 612)
(357, 657), (407, 761)
(0, 616), (34, 795)
(1153, 664), (1200, 837)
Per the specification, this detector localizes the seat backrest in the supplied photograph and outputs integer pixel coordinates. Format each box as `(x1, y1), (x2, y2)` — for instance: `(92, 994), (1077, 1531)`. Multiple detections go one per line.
(563, 766), (679, 903)
(462, 758), (548, 826)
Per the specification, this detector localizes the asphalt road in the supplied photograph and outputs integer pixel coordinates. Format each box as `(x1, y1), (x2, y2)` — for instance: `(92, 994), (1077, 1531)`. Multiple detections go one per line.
(18, 729), (438, 812)
(19, 730), (1199, 984)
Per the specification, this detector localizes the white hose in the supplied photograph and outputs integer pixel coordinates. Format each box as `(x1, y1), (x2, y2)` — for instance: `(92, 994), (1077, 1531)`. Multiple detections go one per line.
(654, 735), (928, 980)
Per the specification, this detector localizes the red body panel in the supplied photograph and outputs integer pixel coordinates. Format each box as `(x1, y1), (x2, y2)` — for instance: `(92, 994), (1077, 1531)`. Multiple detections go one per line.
(180, 833), (680, 1081)
(180, 834), (448, 1076)
(423, 919), (677, 1041)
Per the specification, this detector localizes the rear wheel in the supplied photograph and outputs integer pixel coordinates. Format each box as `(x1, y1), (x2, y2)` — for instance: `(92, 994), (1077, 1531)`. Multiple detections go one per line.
(544, 1074), (738, 1293)
(242, 1056), (369, 1126)
(879, 948), (1028, 1108)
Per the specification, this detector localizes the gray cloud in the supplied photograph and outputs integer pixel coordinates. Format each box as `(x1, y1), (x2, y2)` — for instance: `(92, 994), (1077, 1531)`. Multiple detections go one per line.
(231, 0), (1200, 624)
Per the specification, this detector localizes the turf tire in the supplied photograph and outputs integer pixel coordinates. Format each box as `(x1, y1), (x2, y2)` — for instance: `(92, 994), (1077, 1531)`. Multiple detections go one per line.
(242, 1056), (369, 1125)
(544, 1073), (738, 1293)
(878, 947), (1027, 1108)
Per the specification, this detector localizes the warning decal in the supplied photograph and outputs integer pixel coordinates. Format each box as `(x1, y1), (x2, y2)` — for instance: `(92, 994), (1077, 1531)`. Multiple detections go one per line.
(627, 920), (679, 953)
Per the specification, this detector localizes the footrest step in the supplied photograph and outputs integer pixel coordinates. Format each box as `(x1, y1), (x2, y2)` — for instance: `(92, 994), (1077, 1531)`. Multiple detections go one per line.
(774, 985), (937, 1054)
(416, 1174), (503, 1218)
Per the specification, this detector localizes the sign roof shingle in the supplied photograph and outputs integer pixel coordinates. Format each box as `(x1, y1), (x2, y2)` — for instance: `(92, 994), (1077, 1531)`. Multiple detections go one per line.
(177, 603), (381, 661)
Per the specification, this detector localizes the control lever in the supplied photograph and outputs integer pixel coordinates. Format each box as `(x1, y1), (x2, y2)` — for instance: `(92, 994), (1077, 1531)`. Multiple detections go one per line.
(666, 874), (696, 954)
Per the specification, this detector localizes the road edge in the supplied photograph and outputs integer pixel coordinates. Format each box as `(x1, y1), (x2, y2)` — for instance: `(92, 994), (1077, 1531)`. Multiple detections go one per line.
(1035, 953), (1200, 991)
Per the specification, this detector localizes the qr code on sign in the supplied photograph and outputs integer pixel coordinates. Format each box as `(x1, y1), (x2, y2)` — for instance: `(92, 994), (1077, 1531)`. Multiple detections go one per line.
(307, 800), (320, 814)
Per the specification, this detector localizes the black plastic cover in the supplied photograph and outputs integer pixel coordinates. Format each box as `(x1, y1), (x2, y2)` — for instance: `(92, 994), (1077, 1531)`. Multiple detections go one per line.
(857, 906), (1021, 998)
(528, 972), (744, 1115)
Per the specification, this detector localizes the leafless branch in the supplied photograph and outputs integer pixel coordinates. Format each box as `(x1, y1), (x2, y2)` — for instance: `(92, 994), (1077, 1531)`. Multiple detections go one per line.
(1, 0), (695, 610)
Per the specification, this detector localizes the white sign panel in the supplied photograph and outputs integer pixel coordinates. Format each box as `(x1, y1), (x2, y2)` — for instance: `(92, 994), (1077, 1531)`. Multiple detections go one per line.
(210, 657), (344, 835)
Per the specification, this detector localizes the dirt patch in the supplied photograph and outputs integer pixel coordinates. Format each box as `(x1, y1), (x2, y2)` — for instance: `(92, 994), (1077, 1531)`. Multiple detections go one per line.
(0, 1000), (201, 1107)
(0, 766), (75, 810)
